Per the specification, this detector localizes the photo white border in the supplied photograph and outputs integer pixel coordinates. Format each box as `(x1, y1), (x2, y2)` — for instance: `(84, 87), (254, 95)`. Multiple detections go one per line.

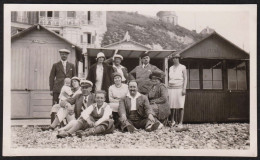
(3, 4), (257, 157)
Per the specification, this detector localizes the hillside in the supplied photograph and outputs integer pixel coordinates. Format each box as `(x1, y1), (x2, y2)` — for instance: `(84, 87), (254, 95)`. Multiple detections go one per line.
(101, 11), (205, 50)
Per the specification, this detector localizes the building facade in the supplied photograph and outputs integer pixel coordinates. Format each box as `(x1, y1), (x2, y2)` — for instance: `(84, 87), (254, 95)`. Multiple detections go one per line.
(11, 11), (107, 48)
(156, 11), (178, 25)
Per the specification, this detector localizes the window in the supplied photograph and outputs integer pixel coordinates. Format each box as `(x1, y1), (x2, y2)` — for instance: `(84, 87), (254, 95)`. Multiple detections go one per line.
(181, 60), (199, 89)
(227, 61), (247, 90)
(202, 60), (223, 89)
(54, 11), (59, 17)
(81, 33), (92, 44)
(88, 11), (91, 21)
(47, 11), (53, 17)
(40, 11), (46, 17)
(67, 11), (76, 18)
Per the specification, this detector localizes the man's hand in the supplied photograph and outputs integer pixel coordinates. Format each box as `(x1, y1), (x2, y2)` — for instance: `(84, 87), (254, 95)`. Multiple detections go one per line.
(148, 114), (155, 123)
(182, 89), (186, 96)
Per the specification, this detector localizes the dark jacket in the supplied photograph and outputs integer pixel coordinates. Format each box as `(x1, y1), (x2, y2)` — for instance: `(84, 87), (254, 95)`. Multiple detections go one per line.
(66, 93), (95, 119)
(118, 93), (155, 119)
(49, 61), (76, 93)
(148, 83), (170, 121)
(87, 63), (114, 94)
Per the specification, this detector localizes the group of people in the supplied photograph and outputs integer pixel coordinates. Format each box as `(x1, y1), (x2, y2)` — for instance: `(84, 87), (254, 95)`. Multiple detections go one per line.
(43, 48), (187, 138)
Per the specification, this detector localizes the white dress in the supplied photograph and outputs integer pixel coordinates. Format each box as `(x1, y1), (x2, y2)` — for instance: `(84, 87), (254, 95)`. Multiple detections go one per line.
(168, 64), (186, 109)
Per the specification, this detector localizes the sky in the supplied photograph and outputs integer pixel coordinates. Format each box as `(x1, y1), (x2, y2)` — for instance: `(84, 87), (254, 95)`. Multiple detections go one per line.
(138, 10), (251, 53)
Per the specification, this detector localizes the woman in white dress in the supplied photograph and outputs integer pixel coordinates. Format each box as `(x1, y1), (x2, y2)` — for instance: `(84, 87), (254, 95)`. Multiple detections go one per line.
(168, 54), (187, 128)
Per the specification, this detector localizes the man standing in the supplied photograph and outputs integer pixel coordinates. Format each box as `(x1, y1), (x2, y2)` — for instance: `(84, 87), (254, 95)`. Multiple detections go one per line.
(49, 49), (76, 105)
(118, 80), (163, 133)
(129, 52), (164, 94)
(105, 54), (129, 83)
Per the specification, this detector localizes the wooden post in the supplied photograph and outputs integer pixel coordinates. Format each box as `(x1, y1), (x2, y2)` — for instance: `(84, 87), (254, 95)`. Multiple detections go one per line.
(164, 57), (169, 86)
(83, 46), (89, 79)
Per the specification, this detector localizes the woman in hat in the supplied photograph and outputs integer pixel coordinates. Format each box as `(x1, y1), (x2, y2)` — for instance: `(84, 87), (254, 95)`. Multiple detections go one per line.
(147, 71), (171, 125)
(49, 77), (82, 124)
(168, 54), (187, 129)
(108, 72), (129, 128)
(87, 52), (114, 100)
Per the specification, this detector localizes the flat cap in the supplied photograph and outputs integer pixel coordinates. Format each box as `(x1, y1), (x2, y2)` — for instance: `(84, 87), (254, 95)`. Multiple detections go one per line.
(80, 79), (93, 87)
(59, 49), (70, 54)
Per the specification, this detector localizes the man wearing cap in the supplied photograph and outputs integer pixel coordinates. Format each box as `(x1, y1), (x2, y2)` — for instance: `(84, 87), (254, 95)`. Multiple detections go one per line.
(105, 54), (129, 83)
(129, 52), (165, 94)
(87, 52), (114, 99)
(41, 79), (95, 131)
(49, 49), (76, 105)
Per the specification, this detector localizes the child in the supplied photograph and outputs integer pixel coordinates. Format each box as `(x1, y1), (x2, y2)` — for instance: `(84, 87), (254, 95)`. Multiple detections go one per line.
(58, 78), (73, 103)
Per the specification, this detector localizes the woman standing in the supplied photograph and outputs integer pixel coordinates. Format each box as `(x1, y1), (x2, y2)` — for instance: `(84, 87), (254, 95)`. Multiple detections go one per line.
(168, 54), (187, 128)
(147, 72), (170, 126)
(87, 52), (114, 100)
(108, 72), (128, 128)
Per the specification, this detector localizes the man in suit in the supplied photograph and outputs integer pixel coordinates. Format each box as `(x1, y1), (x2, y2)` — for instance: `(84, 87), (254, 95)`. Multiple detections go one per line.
(41, 79), (95, 131)
(118, 80), (163, 133)
(129, 52), (165, 95)
(49, 49), (76, 105)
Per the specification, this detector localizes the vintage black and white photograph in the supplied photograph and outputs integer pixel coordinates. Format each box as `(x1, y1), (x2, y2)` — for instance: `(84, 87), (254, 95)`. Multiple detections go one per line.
(3, 4), (257, 156)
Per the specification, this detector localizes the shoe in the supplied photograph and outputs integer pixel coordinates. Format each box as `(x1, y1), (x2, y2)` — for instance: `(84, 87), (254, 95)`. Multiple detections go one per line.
(146, 121), (160, 132)
(75, 130), (85, 138)
(171, 121), (176, 127)
(158, 123), (164, 129)
(178, 124), (183, 129)
(126, 125), (135, 133)
(41, 126), (54, 131)
(56, 131), (71, 138)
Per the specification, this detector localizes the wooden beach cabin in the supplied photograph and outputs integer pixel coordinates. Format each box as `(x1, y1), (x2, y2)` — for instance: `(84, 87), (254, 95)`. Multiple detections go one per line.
(171, 32), (250, 123)
(11, 24), (83, 119)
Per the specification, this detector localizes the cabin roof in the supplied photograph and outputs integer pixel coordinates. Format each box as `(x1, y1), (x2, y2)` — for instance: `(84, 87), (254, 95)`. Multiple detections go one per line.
(174, 31), (249, 59)
(11, 24), (84, 61)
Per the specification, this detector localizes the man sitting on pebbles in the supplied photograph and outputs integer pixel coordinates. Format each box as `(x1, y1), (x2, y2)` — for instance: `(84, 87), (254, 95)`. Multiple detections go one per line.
(57, 90), (115, 138)
(118, 80), (163, 133)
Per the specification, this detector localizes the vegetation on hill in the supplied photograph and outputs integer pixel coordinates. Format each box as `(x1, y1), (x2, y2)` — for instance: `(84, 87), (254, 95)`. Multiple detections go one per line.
(102, 11), (205, 50)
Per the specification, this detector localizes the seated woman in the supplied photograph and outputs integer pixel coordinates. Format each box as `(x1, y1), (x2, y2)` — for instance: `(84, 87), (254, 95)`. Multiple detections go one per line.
(147, 72), (171, 125)
(57, 90), (114, 138)
(108, 72), (128, 128)
(49, 77), (82, 123)
(41, 79), (95, 131)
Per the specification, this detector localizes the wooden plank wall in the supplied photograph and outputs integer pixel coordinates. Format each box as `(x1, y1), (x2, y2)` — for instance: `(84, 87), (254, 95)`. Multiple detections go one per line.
(11, 47), (30, 90)
(11, 91), (30, 118)
(184, 91), (249, 123)
(30, 91), (52, 118)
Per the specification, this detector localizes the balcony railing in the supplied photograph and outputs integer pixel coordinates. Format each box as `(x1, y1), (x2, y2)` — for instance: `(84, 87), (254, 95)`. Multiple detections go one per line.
(39, 17), (93, 27)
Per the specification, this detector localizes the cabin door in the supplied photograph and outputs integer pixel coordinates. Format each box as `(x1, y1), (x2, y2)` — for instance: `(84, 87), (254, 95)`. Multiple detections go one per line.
(11, 46), (55, 118)
(226, 60), (249, 122)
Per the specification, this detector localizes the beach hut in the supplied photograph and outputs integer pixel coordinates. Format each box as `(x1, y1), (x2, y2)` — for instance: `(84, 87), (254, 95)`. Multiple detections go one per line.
(171, 31), (250, 123)
(11, 24), (83, 119)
